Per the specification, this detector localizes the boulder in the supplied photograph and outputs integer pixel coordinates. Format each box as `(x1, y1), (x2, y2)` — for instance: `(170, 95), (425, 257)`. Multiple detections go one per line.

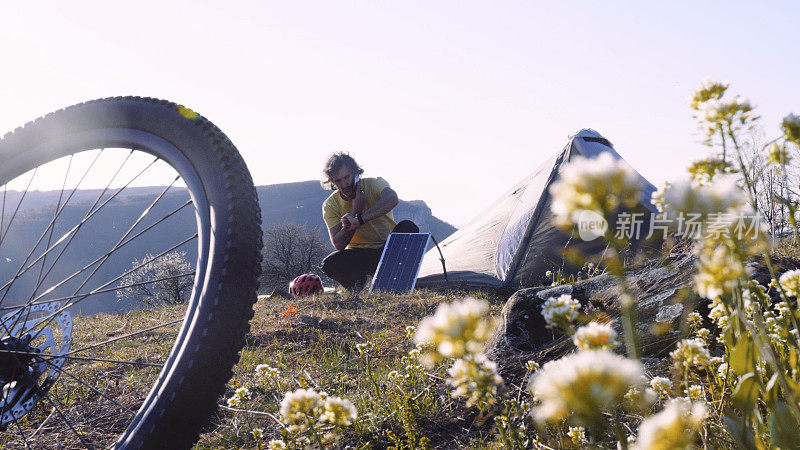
(486, 255), (697, 377)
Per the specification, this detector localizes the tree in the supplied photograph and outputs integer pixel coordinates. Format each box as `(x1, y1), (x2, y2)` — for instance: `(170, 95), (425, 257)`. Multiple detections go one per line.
(116, 250), (194, 306)
(260, 222), (330, 292)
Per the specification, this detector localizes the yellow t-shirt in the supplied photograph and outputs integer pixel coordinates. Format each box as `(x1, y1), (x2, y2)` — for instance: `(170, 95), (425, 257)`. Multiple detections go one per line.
(323, 177), (397, 249)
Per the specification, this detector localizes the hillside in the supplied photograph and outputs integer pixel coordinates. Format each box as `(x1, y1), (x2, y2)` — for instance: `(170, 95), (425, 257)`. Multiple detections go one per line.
(0, 181), (455, 315)
(256, 180), (457, 243)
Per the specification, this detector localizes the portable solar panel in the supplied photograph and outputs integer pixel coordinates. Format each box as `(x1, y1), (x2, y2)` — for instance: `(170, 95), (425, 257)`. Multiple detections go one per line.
(370, 232), (431, 293)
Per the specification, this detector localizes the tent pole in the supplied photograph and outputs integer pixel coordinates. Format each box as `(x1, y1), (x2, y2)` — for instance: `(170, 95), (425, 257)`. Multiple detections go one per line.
(430, 235), (449, 286)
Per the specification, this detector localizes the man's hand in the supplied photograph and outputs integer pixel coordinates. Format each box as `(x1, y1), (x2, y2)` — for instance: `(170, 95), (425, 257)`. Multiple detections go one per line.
(352, 181), (366, 214)
(341, 213), (359, 231)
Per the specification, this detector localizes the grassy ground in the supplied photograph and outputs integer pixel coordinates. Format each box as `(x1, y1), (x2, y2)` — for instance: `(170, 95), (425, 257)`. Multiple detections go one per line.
(4, 305), (183, 449)
(4, 289), (508, 449)
(194, 289), (504, 449)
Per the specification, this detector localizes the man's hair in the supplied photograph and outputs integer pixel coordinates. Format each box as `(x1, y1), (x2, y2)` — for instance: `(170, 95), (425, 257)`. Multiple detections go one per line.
(321, 152), (364, 189)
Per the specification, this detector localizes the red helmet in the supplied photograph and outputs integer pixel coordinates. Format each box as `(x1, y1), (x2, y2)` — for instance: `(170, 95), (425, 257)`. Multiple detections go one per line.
(289, 273), (324, 298)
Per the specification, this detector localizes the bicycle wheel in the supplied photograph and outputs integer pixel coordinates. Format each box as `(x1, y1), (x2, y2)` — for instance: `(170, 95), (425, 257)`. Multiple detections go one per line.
(0, 97), (262, 448)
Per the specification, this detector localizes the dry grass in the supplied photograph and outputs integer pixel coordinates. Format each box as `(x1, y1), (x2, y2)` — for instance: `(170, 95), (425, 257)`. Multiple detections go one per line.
(3, 289), (503, 449)
(194, 288), (502, 449)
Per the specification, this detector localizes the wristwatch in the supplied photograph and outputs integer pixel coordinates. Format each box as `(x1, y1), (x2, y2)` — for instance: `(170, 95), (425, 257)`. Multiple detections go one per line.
(356, 213), (365, 225)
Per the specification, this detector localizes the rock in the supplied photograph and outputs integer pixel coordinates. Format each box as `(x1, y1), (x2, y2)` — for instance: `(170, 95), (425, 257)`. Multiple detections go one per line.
(485, 288), (555, 358)
(486, 255), (697, 372)
(536, 284), (573, 300)
(485, 253), (800, 391)
(654, 303), (683, 323)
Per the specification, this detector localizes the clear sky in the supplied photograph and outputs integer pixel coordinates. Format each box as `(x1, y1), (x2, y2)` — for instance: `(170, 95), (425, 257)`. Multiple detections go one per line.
(1, 1), (798, 226)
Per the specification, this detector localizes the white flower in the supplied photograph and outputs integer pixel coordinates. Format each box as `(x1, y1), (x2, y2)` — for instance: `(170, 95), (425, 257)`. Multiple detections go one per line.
(256, 364), (280, 380)
(695, 328), (711, 342)
(694, 244), (747, 300)
(549, 152), (643, 228)
(279, 388), (325, 433)
(686, 312), (703, 330)
(687, 385), (704, 400)
(528, 350), (650, 424)
(355, 341), (374, 357)
(782, 113), (800, 145)
(447, 355), (504, 409)
(717, 362), (731, 379)
(766, 142), (792, 165)
(227, 386), (251, 407)
(779, 269), (800, 297)
(541, 294), (581, 330)
(775, 301), (792, 319)
(320, 396), (358, 426)
(234, 387), (251, 400)
(414, 298), (496, 365)
(649, 376), (673, 399)
(267, 440), (287, 450)
(572, 321), (618, 350)
(405, 325), (416, 339)
(652, 176), (747, 220)
(633, 398), (706, 450)
(690, 78), (729, 110)
(670, 339), (710, 370)
(525, 360), (540, 372)
(708, 302), (729, 328)
(568, 426), (587, 444)
(626, 385), (657, 406)
(685, 157), (732, 185)
(252, 428), (264, 439)
(699, 96), (755, 124)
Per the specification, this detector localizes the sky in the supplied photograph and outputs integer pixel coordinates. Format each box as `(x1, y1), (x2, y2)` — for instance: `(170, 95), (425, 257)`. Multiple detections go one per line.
(0, 1), (798, 227)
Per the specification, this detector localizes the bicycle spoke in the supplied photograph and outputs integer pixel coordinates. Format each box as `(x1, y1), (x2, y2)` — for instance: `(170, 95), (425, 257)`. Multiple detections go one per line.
(11, 417), (33, 450)
(0, 168), (38, 252)
(116, 199), (193, 253)
(0, 150), (105, 309)
(0, 272), (194, 312)
(46, 365), (138, 414)
(24, 234), (197, 342)
(69, 179), (184, 297)
(32, 154), (75, 296)
(0, 349), (164, 368)
(20, 154), (158, 307)
(10, 199), (192, 314)
(55, 354), (162, 368)
(1, 185), (6, 250)
(21, 155), (76, 339)
(64, 317), (183, 357)
(41, 392), (94, 449)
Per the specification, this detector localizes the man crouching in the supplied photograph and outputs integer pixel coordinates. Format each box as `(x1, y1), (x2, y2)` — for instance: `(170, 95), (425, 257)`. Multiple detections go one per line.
(321, 152), (418, 294)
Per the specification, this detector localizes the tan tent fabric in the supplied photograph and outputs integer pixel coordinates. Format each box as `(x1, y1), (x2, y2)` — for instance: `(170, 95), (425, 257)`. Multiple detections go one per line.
(417, 129), (656, 289)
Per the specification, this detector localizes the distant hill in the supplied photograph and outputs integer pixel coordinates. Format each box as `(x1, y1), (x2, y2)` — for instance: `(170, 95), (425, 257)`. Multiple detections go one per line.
(256, 181), (457, 245)
(0, 182), (455, 315)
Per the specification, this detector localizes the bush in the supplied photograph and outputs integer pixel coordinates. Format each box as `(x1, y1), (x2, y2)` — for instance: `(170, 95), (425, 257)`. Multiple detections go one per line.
(116, 250), (193, 306)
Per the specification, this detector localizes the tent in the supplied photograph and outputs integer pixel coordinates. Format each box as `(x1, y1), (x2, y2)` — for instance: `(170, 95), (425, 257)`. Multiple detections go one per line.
(416, 129), (657, 289)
